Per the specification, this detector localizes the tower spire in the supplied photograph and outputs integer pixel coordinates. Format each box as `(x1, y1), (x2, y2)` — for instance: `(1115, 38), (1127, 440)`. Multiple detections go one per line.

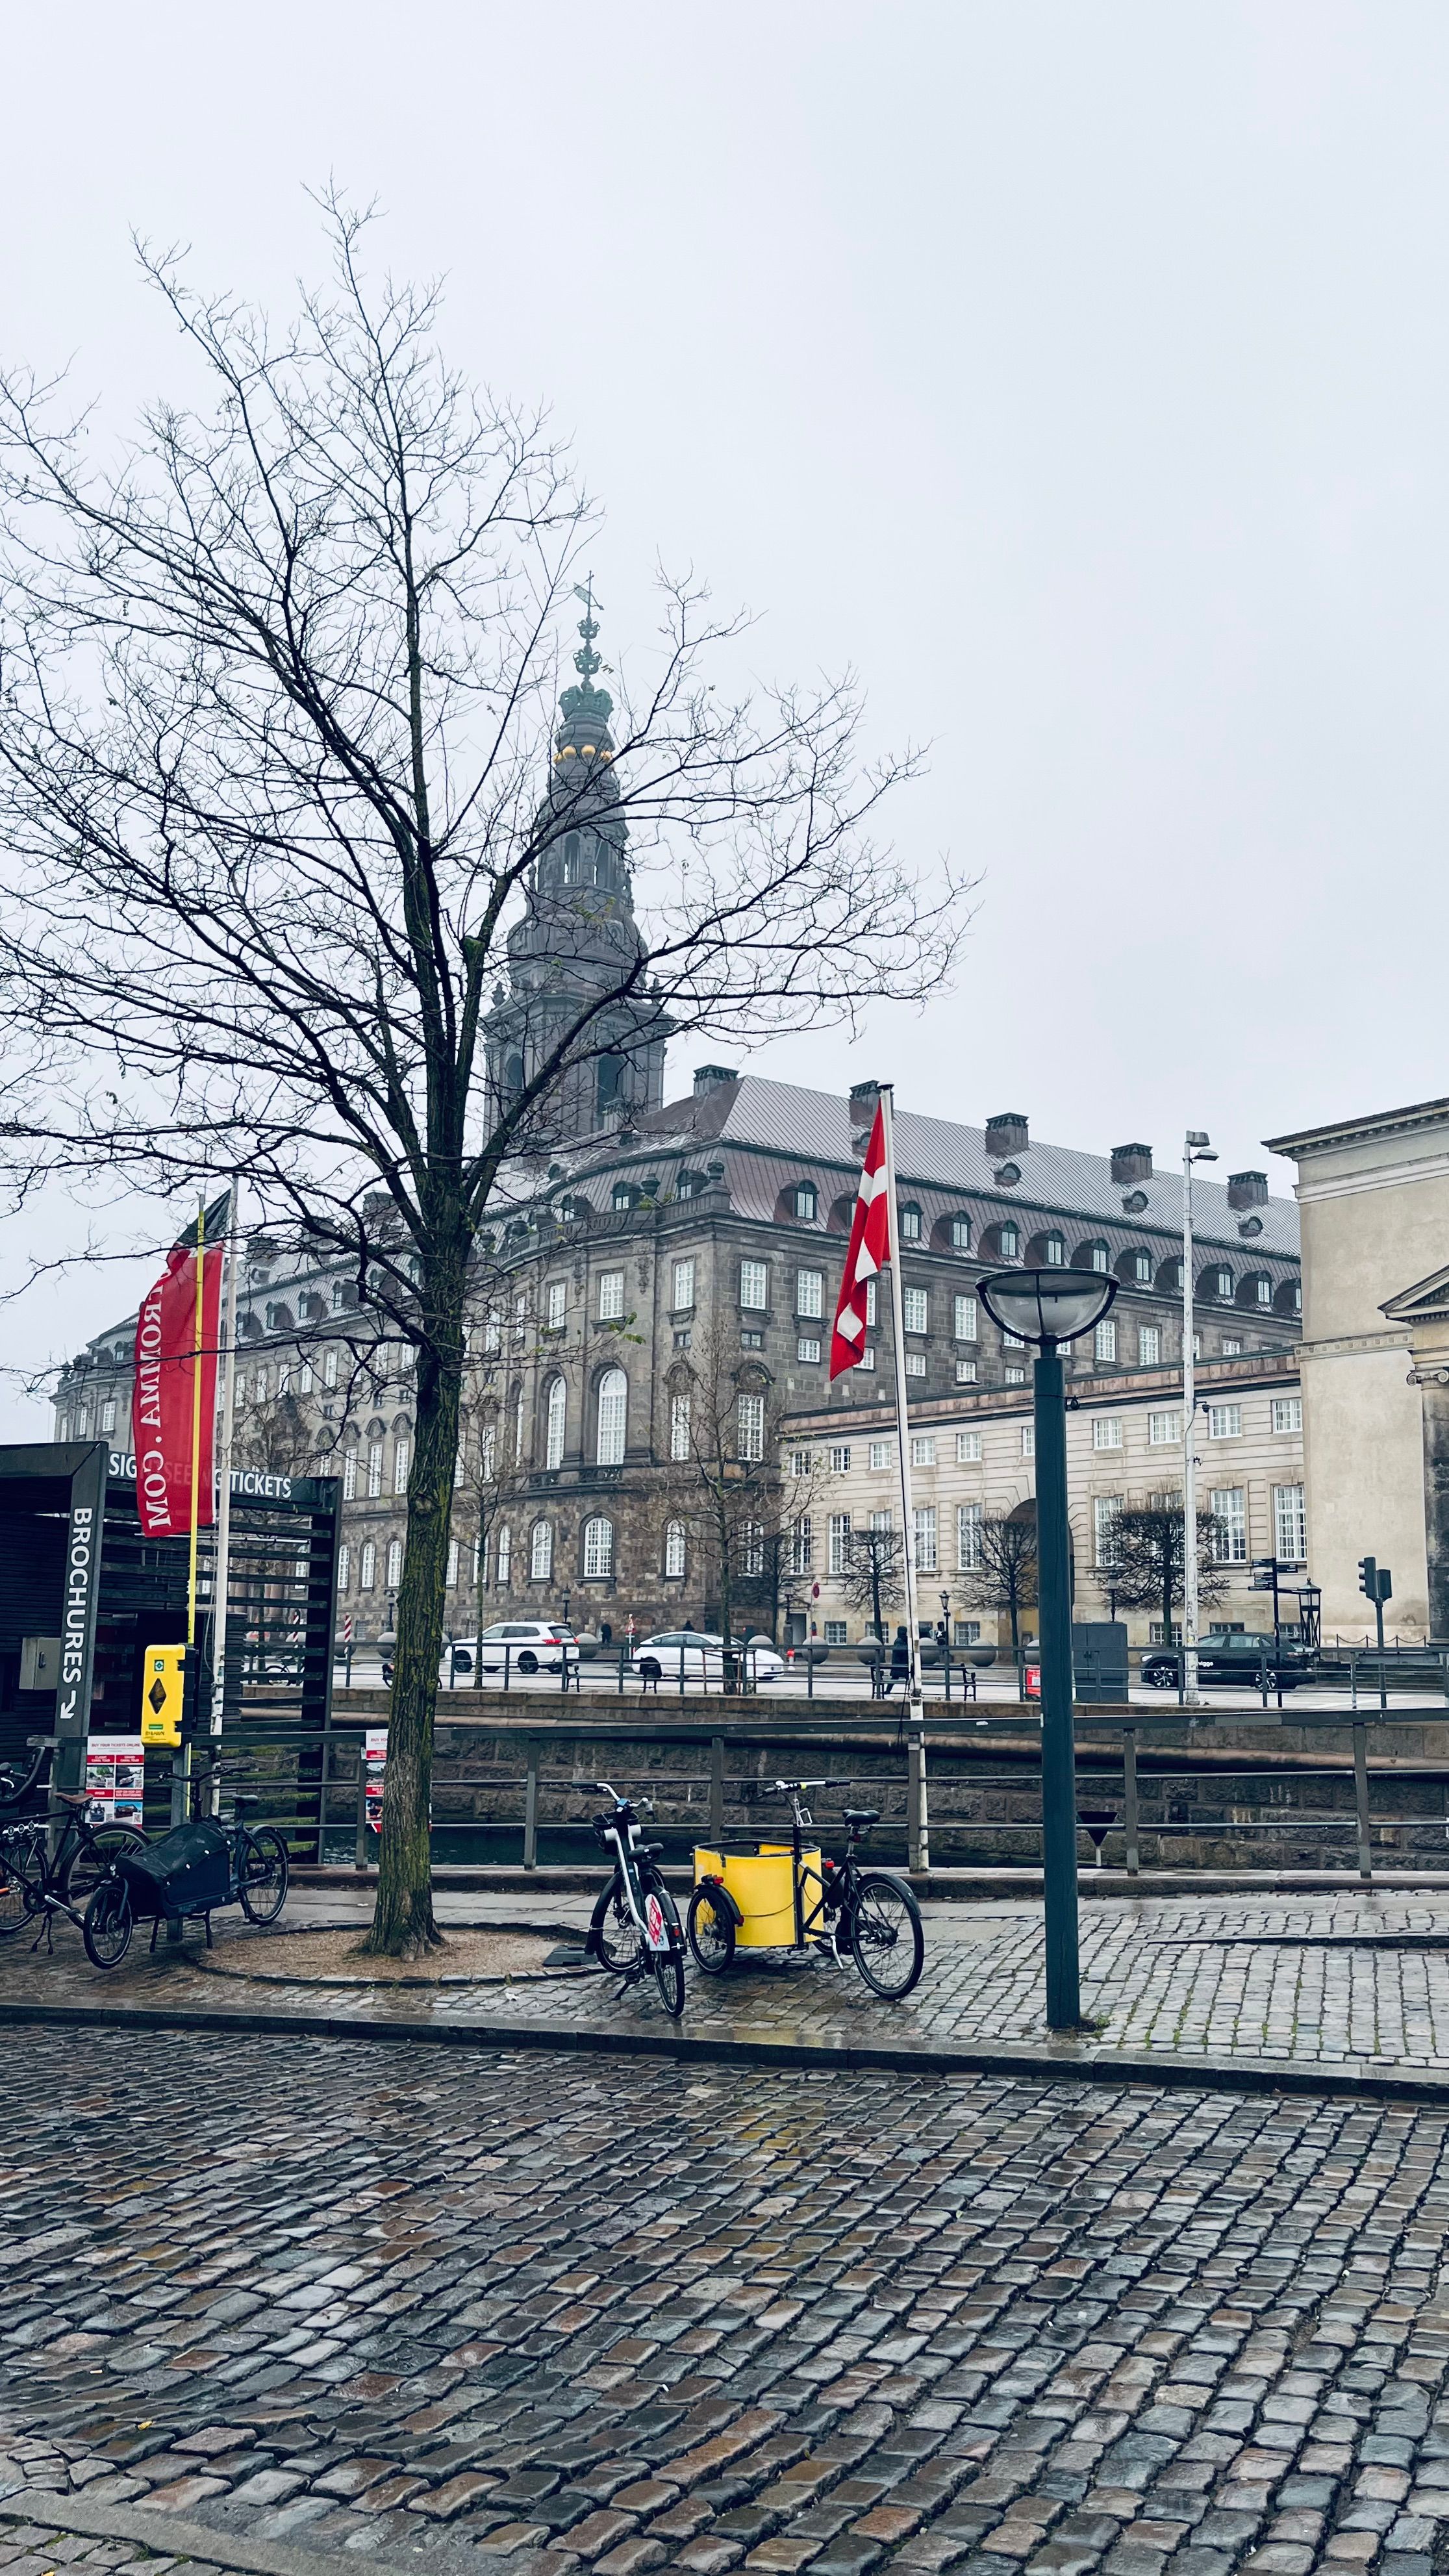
(572, 577), (605, 685)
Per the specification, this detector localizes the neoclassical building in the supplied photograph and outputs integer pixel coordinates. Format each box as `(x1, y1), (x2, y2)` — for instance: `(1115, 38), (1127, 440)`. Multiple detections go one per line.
(55, 631), (1304, 1639)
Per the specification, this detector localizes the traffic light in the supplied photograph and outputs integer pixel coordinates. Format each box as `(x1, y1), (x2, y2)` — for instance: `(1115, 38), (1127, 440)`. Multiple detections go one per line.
(140, 1643), (188, 1748)
(1358, 1558), (1392, 1605)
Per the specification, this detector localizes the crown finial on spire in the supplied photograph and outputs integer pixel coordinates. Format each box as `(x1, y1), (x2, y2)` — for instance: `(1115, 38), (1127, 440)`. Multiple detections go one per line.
(572, 576), (604, 684)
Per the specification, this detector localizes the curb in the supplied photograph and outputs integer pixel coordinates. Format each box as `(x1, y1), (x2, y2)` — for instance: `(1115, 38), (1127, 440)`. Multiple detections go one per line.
(294, 1863), (1449, 1900)
(0, 2485), (390, 2576)
(6, 1991), (1449, 2107)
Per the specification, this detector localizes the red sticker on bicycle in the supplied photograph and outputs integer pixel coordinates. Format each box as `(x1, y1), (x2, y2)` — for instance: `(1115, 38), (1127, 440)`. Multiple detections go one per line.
(646, 1893), (666, 1950)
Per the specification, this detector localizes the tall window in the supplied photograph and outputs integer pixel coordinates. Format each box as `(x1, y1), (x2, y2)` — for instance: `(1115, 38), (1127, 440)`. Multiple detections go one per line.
(545, 1376), (567, 1471)
(828, 1512), (852, 1576)
(1255, 1276), (1272, 1307)
(664, 1520), (687, 1578)
(324, 1346), (339, 1389)
(546, 1280), (567, 1331)
(598, 1270), (625, 1321)
(956, 1430), (982, 1463)
(1274, 1484), (1307, 1564)
(999, 1222), (1020, 1259)
(338, 1544), (351, 1591)
(343, 1447), (358, 1500)
(670, 1392), (692, 1461)
(1094, 1318), (1118, 1365)
(828, 1443), (851, 1471)
(672, 1257), (696, 1311)
(1138, 1326), (1161, 1368)
(332, 1279), (346, 1312)
(255, 1366), (269, 1404)
(446, 1538), (459, 1588)
(741, 1521), (764, 1578)
(497, 1524), (512, 1587)
(1044, 1232), (1065, 1265)
(788, 1517), (813, 1575)
(737, 1392), (765, 1461)
(1215, 1268), (1233, 1300)
(360, 1541), (377, 1589)
(394, 1437), (410, 1495)
(910, 1435), (935, 1467)
(953, 1295), (977, 1342)
(796, 1269), (824, 1319)
(865, 1278), (878, 1326)
(956, 1501), (982, 1571)
(1093, 1495), (1122, 1566)
(101, 1397), (117, 1433)
(740, 1259), (768, 1310)
(1088, 1242), (1109, 1273)
(913, 1506), (938, 1573)
(899, 1204), (922, 1241)
(596, 1368), (628, 1465)
(868, 1439), (890, 1470)
(1021, 1424), (1035, 1458)
(1211, 1487), (1248, 1563)
(367, 1441), (383, 1497)
(1133, 1251), (1152, 1284)
(794, 1182), (817, 1221)
(583, 1516), (614, 1579)
(531, 1521), (553, 1581)
(1272, 1396), (1302, 1434)
(903, 1287), (928, 1335)
(950, 1215), (972, 1250)
(386, 1539), (403, 1589)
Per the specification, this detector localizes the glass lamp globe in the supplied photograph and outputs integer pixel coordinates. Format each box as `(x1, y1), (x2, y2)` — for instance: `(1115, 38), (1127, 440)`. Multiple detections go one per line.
(977, 1267), (1119, 1348)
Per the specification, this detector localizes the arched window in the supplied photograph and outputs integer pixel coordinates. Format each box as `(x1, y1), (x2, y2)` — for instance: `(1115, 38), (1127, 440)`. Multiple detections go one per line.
(530, 1520), (553, 1581)
(664, 1520), (687, 1578)
(386, 1539), (403, 1590)
(503, 1052), (524, 1103)
(563, 831), (580, 881)
(360, 1541), (377, 1589)
(497, 1524), (512, 1587)
(1044, 1232), (1065, 1266)
(597, 1055), (625, 1118)
(597, 1368), (627, 1465)
(544, 1376), (567, 1471)
(583, 1515), (614, 1579)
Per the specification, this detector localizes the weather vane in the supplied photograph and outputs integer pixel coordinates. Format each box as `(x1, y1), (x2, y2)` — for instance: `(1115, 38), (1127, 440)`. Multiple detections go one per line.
(572, 577), (607, 683)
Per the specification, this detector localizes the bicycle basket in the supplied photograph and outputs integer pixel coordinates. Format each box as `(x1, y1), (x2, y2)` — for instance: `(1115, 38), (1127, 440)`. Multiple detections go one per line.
(115, 1821), (231, 1921)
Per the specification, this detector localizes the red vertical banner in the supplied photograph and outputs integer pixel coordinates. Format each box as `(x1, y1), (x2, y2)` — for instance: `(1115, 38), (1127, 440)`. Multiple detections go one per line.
(132, 1206), (227, 1539)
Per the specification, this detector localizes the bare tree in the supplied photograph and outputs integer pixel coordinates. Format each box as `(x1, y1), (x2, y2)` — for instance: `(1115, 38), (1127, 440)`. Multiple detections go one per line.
(840, 1522), (905, 1647)
(450, 1374), (529, 1684)
(0, 200), (965, 1952)
(1096, 1504), (1228, 1649)
(661, 1324), (811, 1657)
(957, 1511), (1039, 1661)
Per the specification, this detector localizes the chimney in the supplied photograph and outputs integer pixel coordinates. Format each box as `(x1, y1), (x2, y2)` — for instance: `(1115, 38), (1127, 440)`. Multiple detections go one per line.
(1110, 1143), (1153, 1185)
(849, 1078), (884, 1144)
(985, 1111), (1029, 1158)
(1228, 1170), (1268, 1210)
(693, 1065), (738, 1096)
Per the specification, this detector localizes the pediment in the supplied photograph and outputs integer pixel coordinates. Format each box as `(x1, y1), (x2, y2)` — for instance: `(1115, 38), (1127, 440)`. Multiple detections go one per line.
(1381, 1263), (1449, 1324)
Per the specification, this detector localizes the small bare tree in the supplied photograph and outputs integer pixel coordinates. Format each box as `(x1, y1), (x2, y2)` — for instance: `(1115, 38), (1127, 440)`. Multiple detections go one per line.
(958, 1511), (1039, 1661)
(1096, 1504), (1228, 1648)
(662, 1324), (810, 1655)
(840, 1522), (905, 1645)
(450, 1375), (529, 1684)
(0, 200), (965, 1951)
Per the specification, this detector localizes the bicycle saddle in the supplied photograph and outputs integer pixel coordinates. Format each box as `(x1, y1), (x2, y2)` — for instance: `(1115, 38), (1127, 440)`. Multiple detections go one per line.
(233, 1795), (260, 1811)
(53, 1789), (90, 1808)
(842, 1807), (880, 1826)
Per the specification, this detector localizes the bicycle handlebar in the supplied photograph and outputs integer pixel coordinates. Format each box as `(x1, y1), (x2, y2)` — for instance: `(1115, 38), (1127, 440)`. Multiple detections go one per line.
(0, 1742), (51, 1810)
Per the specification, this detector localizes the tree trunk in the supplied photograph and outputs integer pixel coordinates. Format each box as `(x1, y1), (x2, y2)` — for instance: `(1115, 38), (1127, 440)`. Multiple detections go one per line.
(362, 1285), (464, 1958)
(472, 1514), (485, 1688)
(1163, 1534), (1174, 1660)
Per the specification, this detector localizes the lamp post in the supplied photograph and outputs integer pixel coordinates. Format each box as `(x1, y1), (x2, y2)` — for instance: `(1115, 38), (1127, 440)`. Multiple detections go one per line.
(979, 1266), (1118, 2029)
(1181, 1132), (1218, 1707)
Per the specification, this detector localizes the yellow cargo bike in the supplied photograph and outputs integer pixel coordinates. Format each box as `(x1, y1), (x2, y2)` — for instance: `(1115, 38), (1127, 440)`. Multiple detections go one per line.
(687, 1778), (924, 1999)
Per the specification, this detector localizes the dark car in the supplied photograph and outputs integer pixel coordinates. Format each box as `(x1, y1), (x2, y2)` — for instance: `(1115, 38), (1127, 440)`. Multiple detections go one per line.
(1140, 1630), (1315, 1691)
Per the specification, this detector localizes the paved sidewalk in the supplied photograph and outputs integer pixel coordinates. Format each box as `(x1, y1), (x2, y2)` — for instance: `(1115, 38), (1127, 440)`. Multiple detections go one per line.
(10, 1891), (1449, 2094)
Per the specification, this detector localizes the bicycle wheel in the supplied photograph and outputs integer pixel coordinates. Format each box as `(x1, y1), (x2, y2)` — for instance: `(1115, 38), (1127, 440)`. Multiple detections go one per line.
(0, 1826), (44, 1937)
(239, 1828), (290, 1925)
(646, 1885), (685, 2019)
(588, 1876), (642, 1972)
(686, 1883), (736, 1975)
(848, 1872), (924, 2001)
(83, 1878), (134, 1971)
(62, 1826), (146, 1910)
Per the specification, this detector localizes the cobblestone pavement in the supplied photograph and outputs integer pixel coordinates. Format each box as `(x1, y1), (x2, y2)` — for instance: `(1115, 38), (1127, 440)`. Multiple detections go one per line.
(8, 2028), (1449, 2574)
(10, 1894), (1449, 2079)
(0, 2525), (231, 2571)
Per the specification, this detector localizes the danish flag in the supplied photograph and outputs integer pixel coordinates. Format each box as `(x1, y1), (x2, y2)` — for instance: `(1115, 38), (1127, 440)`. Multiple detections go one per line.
(829, 1102), (893, 1379)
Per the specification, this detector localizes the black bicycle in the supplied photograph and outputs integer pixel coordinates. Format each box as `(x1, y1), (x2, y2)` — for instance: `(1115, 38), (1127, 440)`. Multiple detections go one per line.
(584, 1781), (686, 2018)
(0, 1736), (147, 1949)
(687, 1779), (926, 2000)
(82, 1769), (289, 1970)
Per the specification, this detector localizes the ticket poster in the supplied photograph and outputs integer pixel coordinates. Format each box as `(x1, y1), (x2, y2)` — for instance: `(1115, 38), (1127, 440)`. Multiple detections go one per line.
(364, 1726), (387, 1834)
(84, 1734), (145, 1828)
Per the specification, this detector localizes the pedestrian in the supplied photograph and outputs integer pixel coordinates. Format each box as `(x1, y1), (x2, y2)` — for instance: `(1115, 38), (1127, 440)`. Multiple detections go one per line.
(885, 1624), (910, 1695)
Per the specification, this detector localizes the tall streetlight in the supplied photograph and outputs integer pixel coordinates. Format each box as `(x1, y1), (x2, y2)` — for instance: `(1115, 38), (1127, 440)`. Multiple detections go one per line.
(1181, 1132), (1218, 1709)
(979, 1265), (1118, 2028)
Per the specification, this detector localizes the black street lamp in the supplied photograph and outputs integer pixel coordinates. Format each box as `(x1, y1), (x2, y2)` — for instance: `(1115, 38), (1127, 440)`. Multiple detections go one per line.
(979, 1266), (1118, 2029)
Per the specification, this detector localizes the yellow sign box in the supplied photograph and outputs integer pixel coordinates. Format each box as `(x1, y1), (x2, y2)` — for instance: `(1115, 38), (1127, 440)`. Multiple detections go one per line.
(140, 1643), (187, 1748)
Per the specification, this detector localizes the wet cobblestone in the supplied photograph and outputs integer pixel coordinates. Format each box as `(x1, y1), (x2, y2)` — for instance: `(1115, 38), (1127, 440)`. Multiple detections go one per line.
(5, 2028), (1449, 2570)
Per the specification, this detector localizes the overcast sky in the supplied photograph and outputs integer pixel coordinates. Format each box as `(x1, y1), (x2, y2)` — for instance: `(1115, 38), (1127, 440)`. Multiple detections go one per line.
(3, 1), (1445, 1429)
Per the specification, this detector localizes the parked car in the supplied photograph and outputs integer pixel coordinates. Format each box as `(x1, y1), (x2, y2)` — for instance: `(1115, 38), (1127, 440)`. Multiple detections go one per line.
(629, 1630), (787, 1684)
(1140, 1630), (1315, 1691)
(382, 1621), (580, 1684)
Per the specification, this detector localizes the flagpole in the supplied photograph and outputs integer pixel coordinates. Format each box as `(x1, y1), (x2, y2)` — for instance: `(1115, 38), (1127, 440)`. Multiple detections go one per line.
(878, 1086), (929, 1873)
(209, 1178), (241, 1787)
(176, 1194), (207, 1830)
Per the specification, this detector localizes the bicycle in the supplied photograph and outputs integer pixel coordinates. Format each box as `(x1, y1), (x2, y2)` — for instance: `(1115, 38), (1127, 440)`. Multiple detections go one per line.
(687, 1779), (925, 2000)
(0, 1736), (147, 1951)
(81, 1765), (289, 1971)
(583, 1781), (686, 2018)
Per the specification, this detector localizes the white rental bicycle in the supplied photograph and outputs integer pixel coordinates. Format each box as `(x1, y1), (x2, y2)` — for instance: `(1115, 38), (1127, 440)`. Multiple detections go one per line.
(584, 1782), (686, 2019)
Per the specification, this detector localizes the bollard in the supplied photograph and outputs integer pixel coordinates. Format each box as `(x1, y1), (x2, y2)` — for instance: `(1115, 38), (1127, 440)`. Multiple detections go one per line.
(1123, 1726), (1140, 1877)
(617, 1639), (625, 1695)
(504, 1645), (511, 1695)
(523, 1743), (539, 1871)
(710, 1736), (725, 1843)
(1352, 1721), (1372, 1882)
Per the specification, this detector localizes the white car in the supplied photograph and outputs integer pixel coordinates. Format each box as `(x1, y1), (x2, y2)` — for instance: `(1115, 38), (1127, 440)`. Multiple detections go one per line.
(380, 1621), (580, 1683)
(628, 1630), (786, 1684)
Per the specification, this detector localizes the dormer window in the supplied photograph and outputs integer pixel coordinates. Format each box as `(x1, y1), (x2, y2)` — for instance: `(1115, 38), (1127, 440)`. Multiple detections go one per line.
(950, 1215), (972, 1250)
(1255, 1276), (1272, 1306)
(1133, 1251), (1152, 1285)
(794, 1182), (818, 1222)
(612, 1183), (633, 1211)
(1044, 1232), (1065, 1266)
(999, 1222), (1019, 1260)
(1087, 1242), (1108, 1273)
(1215, 1267), (1233, 1300)
(899, 1203), (922, 1242)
